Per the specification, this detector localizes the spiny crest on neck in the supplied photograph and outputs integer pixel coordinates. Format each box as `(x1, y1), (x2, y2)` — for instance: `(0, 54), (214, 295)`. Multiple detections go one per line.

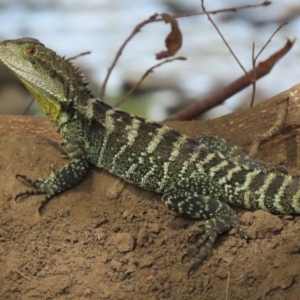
(29, 39), (94, 100)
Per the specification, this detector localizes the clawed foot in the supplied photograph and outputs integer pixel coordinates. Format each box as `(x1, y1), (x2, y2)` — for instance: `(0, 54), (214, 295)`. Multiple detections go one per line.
(15, 165), (57, 214)
(14, 157), (90, 214)
(15, 174), (46, 200)
(182, 217), (247, 277)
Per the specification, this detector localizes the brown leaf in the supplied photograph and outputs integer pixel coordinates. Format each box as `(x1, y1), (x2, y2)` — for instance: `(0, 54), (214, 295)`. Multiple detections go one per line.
(156, 13), (182, 60)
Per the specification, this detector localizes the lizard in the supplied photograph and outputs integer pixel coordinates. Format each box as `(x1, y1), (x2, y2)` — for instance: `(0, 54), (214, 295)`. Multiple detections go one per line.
(0, 37), (299, 276)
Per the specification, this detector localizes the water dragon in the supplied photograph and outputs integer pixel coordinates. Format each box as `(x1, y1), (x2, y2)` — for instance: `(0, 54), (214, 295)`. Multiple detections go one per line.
(0, 38), (299, 276)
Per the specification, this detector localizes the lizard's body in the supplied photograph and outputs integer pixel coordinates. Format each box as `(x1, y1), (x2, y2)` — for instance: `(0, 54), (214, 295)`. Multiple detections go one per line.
(0, 38), (299, 275)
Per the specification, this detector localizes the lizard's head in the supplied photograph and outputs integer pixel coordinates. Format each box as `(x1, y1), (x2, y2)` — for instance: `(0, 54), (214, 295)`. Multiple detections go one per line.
(0, 37), (92, 123)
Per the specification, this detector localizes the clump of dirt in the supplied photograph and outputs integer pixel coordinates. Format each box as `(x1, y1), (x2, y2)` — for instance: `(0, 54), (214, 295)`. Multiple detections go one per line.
(1, 116), (300, 300)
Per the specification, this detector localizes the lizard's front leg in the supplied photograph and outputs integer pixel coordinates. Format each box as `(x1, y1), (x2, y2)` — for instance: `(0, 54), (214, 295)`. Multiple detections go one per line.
(15, 156), (90, 214)
(162, 176), (247, 276)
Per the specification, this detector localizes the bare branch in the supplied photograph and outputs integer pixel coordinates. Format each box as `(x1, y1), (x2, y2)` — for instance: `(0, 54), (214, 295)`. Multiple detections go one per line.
(201, 0), (249, 77)
(200, 1), (283, 109)
(22, 98), (35, 115)
(115, 56), (186, 108)
(99, 1), (271, 100)
(166, 39), (295, 121)
(254, 22), (287, 61)
(99, 13), (160, 100)
(161, 1), (272, 21)
(250, 22), (288, 107)
(67, 51), (91, 61)
(250, 41), (256, 107)
(249, 96), (289, 156)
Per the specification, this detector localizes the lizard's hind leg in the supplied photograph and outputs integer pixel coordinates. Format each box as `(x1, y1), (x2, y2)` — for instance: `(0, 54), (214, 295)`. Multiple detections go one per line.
(162, 177), (247, 276)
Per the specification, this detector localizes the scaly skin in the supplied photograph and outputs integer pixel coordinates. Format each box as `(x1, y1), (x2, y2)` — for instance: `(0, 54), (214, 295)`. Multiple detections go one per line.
(0, 38), (299, 276)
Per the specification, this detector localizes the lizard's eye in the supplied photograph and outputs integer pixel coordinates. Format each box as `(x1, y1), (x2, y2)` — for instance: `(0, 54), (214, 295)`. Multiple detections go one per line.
(24, 47), (37, 57)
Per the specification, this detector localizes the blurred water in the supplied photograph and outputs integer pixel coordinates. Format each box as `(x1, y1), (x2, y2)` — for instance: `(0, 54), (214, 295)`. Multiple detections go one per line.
(0, 0), (299, 119)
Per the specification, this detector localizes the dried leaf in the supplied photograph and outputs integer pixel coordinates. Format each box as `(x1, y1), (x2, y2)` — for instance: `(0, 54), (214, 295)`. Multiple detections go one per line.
(156, 13), (182, 60)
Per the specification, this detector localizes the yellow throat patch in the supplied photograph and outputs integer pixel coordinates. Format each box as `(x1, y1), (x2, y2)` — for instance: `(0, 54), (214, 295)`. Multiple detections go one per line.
(23, 80), (62, 121)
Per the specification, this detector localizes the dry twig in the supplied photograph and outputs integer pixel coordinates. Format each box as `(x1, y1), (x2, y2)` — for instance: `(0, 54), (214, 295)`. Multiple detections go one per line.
(249, 96), (289, 156)
(201, 1), (287, 111)
(201, 0), (248, 77)
(99, 13), (159, 100)
(167, 39), (294, 121)
(22, 98), (35, 115)
(225, 270), (231, 300)
(67, 51), (91, 61)
(15, 269), (31, 281)
(251, 41), (257, 108)
(115, 56), (186, 108)
(250, 22), (287, 107)
(99, 1), (271, 100)
(174, 1), (271, 19)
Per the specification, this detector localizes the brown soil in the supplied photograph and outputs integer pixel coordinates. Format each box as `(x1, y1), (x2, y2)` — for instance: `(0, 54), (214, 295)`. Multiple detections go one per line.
(1, 116), (300, 300)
